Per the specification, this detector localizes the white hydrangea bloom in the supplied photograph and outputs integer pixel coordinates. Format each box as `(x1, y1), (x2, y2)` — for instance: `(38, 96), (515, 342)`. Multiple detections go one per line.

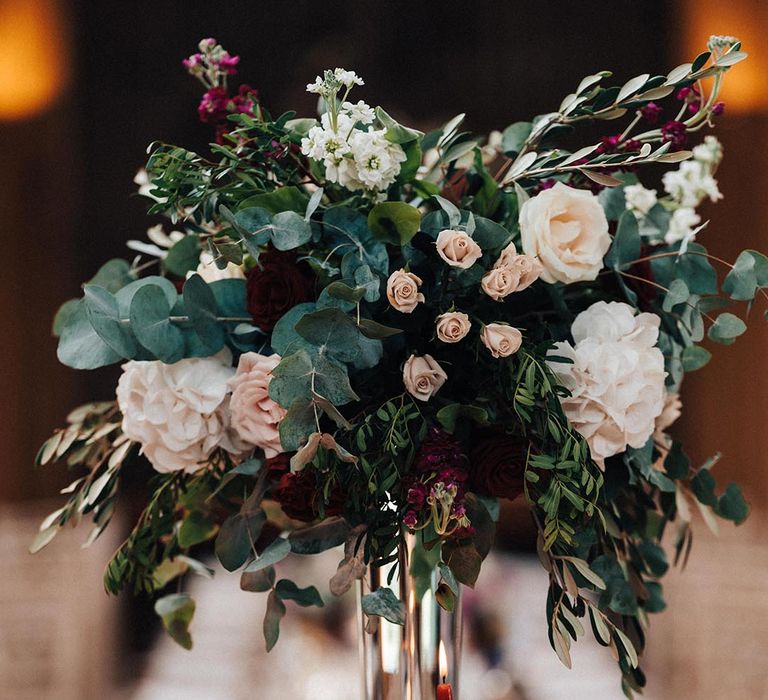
(665, 207), (701, 245)
(548, 301), (667, 467)
(116, 350), (247, 474)
(624, 184), (658, 217)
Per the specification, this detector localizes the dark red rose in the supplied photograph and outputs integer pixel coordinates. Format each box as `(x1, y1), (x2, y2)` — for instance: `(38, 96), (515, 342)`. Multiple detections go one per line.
(414, 426), (468, 474)
(272, 469), (345, 522)
(272, 471), (318, 522)
(469, 432), (526, 501)
(246, 248), (314, 331)
(265, 452), (293, 480)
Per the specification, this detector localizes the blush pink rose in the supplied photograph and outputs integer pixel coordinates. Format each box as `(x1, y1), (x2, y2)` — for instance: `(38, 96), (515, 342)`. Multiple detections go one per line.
(403, 354), (447, 402)
(228, 352), (286, 458)
(436, 229), (483, 269)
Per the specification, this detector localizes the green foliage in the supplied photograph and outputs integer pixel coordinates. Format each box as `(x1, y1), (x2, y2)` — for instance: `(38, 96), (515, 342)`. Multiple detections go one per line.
(164, 236), (200, 276)
(368, 201), (421, 245)
(155, 593), (196, 650)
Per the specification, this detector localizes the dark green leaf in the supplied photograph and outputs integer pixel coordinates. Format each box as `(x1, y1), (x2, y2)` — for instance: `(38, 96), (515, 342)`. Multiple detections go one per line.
(715, 483), (749, 524)
(275, 579), (325, 607)
(605, 211), (641, 269)
(215, 511), (265, 571)
(240, 565), (275, 592)
(368, 202), (421, 245)
(263, 590), (286, 651)
(164, 236), (200, 277)
(178, 511), (217, 549)
(183, 274), (226, 352)
(288, 517), (350, 554)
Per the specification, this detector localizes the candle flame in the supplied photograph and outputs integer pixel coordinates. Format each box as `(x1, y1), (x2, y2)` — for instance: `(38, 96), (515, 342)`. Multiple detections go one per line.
(439, 639), (448, 680)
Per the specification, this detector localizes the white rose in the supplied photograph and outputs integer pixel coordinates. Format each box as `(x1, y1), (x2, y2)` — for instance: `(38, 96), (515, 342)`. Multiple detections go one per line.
(116, 350), (246, 474)
(436, 311), (471, 343)
(228, 353), (286, 458)
(519, 182), (611, 284)
(480, 323), (523, 358)
(435, 229), (483, 269)
(403, 354), (447, 402)
(547, 301), (666, 467)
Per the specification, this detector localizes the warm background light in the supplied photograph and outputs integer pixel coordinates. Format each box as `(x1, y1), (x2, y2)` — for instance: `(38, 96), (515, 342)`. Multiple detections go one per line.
(680, 0), (768, 113)
(0, 0), (68, 120)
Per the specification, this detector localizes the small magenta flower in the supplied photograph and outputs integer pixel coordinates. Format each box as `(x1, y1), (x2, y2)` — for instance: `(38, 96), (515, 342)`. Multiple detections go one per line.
(661, 120), (687, 149)
(640, 102), (663, 124)
(403, 511), (419, 529)
(712, 101), (726, 116)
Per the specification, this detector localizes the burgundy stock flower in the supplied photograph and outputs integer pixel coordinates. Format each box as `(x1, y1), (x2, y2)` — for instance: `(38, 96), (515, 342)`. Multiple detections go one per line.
(661, 120), (687, 150)
(469, 432), (526, 501)
(414, 426), (468, 474)
(198, 87), (230, 124)
(640, 102), (663, 124)
(246, 248), (314, 332)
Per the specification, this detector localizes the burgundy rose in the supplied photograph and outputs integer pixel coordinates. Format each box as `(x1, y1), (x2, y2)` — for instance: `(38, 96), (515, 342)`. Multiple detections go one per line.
(272, 469), (345, 522)
(265, 452), (293, 480)
(469, 432), (526, 501)
(246, 248), (314, 332)
(272, 470), (318, 522)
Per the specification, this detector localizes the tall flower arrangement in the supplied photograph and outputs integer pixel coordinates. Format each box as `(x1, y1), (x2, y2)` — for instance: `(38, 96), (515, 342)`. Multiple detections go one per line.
(35, 36), (757, 694)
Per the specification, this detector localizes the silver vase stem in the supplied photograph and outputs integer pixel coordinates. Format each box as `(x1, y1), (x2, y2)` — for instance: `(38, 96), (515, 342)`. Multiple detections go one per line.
(358, 532), (463, 699)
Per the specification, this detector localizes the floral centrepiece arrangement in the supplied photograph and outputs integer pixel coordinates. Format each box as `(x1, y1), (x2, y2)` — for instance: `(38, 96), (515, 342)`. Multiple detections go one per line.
(35, 36), (756, 695)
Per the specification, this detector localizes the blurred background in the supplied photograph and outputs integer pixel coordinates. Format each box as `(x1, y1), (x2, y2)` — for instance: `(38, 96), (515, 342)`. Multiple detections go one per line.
(1, 0), (766, 698)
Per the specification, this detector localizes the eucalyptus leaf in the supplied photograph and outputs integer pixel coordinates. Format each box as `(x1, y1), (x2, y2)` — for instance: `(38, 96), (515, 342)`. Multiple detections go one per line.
(183, 274), (226, 352)
(129, 284), (185, 363)
(361, 588), (405, 625)
(83, 285), (138, 358)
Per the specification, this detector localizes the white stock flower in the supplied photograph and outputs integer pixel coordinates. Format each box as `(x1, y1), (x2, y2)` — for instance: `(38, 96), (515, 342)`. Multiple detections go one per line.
(624, 184), (658, 217)
(334, 68), (364, 87)
(692, 135), (723, 166)
(519, 182), (611, 284)
(665, 207), (701, 245)
(547, 301), (666, 467)
(662, 160), (722, 208)
(342, 100), (375, 124)
(301, 114), (405, 192)
(116, 351), (246, 474)
(348, 129), (406, 190)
